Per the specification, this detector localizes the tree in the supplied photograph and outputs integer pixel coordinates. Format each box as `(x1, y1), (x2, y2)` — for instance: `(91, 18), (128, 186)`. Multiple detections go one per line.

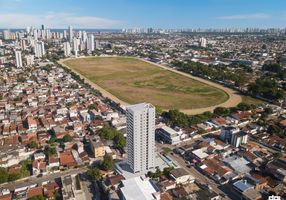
(8, 172), (21, 181)
(214, 107), (230, 116)
(101, 155), (114, 171)
(0, 167), (8, 183)
(62, 134), (72, 143)
(44, 146), (57, 156)
(163, 166), (174, 177)
(155, 106), (163, 115)
(28, 141), (39, 149)
(85, 168), (101, 181)
(236, 103), (252, 111)
(98, 125), (118, 140)
(88, 103), (97, 110)
(49, 137), (57, 144)
(114, 133), (126, 149)
(28, 195), (46, 200)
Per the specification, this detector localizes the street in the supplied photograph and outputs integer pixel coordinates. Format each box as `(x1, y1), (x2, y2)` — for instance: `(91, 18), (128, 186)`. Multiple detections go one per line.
(156, 143), (230, 200)
(0, 167), (88, 191)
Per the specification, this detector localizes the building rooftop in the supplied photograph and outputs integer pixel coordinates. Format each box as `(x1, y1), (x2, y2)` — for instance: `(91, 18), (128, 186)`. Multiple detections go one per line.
(233, 179), (253, 193)
(120, 176), (158, 200)
(126, 103), (154, 113)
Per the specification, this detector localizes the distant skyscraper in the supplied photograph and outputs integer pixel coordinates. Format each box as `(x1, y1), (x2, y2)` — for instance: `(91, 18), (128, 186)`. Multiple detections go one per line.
(63, 30), (67, 39)
(15, 50), (23, 68)
(3, 30), (10, 40)
(87, 34), (94, 53)
(68, 26), (73, 43)
(34, 41), (45, 58)
(126, 103), (156, 173)
(33, 29), (38, 40)
(63, 42), (71, 57)
(41, 24), (45, 30)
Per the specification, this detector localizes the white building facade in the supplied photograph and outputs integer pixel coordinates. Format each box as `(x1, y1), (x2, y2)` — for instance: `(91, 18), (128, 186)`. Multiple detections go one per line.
(15, 50), (23, 68)
(126, 103), (155, 173)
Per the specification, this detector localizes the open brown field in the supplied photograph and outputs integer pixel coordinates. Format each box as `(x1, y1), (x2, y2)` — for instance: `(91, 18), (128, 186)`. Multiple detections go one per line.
(63, 57), (229, 110)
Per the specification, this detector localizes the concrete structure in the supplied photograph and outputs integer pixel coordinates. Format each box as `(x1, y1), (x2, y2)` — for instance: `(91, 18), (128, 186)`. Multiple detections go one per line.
(170, 168), (195, 185)
(15, 50), (23, 68)
(68, 25), (73, 43)
(63, 42), (71, 57)
(200, 37), (207, 48)
(231, 131), (248, 147)
(25, 55), (34, 66)
(156, 126), (181, 145)
(34, 41), (45, 58)
(126, 103), (155, 173)
(120, 175), (159, 200)
(87, 34), (94, 53)
(89, 138), (105, 158)
(220, 126), (248, 147)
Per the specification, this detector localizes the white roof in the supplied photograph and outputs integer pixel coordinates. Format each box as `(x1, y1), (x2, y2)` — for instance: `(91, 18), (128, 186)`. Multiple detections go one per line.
(126, 103), (154, 113)
(192, 148), (209, 159)
(120, 176), (157, 200)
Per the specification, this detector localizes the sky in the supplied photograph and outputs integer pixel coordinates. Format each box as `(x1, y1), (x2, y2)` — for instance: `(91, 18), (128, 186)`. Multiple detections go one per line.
(0, 0), (285, 29)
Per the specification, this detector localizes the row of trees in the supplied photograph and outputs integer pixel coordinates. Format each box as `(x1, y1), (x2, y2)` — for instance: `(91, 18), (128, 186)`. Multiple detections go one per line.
(172, 60), (250, 87)
(248, 76), (284, 100)
(147, 166), (174, 179)
(163, 103), (258, 128)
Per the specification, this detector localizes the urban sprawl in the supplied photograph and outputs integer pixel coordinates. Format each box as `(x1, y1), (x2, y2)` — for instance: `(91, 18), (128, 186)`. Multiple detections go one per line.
(0, 25), (285, 200)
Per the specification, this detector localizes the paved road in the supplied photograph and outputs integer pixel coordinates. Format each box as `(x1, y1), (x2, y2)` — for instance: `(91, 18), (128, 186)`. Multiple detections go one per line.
(0, 167), (88, 191)
(156, 143), (230, 200)
(59, 56), (242, 115)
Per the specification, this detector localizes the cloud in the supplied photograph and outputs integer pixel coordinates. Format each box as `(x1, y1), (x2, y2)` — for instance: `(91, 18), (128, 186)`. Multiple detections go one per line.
(217, 13), (271, 20)
(0, 13), (122, 28)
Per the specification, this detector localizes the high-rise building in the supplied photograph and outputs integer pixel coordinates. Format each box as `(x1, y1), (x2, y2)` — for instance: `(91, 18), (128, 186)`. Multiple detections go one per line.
(87, 34), (94, 53)
(126, 103), (156, 173)
(41, 24), (45, 30)
(19, 39), (26, 50)
(63, 42), (71, 57)
(199, 37), (207, 48)
(33, 29), (38, 40)
(68, 26), (73, 43)
(25, 55), (34, 66)
(0, 40), (3, 46)
(15, 50), (23, 68)
(3, 30), (10, 40)
(34, 41), (45, 58)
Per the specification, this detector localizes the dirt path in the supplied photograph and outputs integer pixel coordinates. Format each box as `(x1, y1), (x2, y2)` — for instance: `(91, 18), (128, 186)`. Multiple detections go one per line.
(58, 56), (242, 115)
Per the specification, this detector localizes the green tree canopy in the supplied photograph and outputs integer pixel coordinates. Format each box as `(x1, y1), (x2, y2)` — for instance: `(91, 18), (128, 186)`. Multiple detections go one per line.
(100, 155), (114, 171)
(62, 134), (72, 143)
(0, 167), (8, 183)
(85, 167), (101, 181)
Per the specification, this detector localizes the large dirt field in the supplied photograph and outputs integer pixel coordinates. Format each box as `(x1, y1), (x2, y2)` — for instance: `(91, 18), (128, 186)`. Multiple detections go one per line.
(63, 57), (229, 110)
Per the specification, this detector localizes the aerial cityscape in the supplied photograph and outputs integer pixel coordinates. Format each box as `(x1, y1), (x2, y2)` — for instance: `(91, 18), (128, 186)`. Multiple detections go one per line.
(0, 0), (286, 200)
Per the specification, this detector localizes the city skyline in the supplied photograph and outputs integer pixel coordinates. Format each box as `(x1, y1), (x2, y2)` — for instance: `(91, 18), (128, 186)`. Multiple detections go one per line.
(0, 0), (286, 29)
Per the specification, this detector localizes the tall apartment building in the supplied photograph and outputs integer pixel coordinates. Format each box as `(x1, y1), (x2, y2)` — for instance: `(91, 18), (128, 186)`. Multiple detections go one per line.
(68, 25), (73, 43)
(34, 41), (45, 58)
(63, 42), (71, 57)
(126, 103), (156, 173)
(15, 50), (23, 68)
(87, 34), (94, 53)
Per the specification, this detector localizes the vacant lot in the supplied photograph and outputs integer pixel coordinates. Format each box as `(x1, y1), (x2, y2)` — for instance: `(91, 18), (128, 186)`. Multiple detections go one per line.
(64, 57), (229, 109)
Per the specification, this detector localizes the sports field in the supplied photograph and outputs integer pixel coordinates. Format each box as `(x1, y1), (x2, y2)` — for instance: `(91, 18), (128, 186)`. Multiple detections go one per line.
(63, 57), (229, 110)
